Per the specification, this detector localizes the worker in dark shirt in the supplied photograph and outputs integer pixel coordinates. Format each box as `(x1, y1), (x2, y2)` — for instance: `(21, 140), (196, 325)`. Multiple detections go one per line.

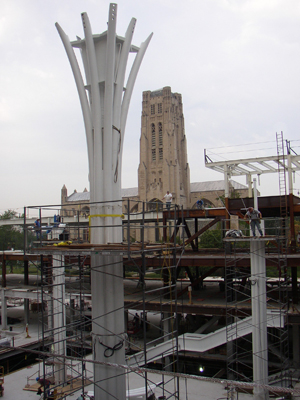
(196, 199), (204, 209)
(36, 377), (51, 395)
(34, 218), (41, 239)
(244, 207), (263, 237)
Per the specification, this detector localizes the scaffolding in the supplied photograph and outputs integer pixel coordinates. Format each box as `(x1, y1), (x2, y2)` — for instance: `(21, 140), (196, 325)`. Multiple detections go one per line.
(276, 131), (288, 223)
(0, 190), (297, 398)
(24, 199), (184, 400)
(225, 220), (291, 398)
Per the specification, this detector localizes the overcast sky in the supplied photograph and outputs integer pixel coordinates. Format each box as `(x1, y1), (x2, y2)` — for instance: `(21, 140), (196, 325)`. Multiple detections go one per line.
(1, 0), (300, 215)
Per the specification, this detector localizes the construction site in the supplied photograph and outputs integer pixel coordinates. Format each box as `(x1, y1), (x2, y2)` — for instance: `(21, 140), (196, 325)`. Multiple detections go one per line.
(0, 132), (299, 400)
(0, 3), (300, 400)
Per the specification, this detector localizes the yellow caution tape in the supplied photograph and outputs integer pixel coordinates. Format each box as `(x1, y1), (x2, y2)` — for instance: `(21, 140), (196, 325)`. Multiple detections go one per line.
(89, 214), (125, 219)
(87, 214), (124, 242)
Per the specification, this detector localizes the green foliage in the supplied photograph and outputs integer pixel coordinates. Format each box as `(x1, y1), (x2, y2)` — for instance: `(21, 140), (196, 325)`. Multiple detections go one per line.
(216, 189), (241, 205)
(0, 209), (26, 251)
(0, 209), (17, 220)
(199, 229), (223, 248)
(125, 271), (134, 278)
(216, 194), (225, 206)
(264, 218), (286, 236)
(1, 263), (40, 275)
(146, 272), (161, 278)
(266, 266), (281, 278)
(0, 226), (24, 251)
(230, 189), (241, 199)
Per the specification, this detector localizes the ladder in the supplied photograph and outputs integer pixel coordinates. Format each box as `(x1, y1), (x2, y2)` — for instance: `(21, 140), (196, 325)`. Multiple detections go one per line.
(275, 131), (290, 388)
(276, 131), (288, 224)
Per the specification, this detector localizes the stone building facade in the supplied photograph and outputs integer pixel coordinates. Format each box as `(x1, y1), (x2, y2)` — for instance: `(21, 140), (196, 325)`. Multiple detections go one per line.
(61, 87), (249, 217)
(138, 87), (190, 210)
(61, 185), (90, 217)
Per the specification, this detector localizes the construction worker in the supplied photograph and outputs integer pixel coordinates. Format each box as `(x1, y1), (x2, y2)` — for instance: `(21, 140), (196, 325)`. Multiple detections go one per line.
(36, 377), (51, 396)
(244, 207), (263, 237)
(162, 191), (172, 210)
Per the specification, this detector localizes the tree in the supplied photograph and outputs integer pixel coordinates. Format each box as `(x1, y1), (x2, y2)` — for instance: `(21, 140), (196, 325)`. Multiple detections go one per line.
(216, 189), (241, 206)
(199, 229), (223, 248)
(0, 209), (17, 220)
(0, 210), (24, 250)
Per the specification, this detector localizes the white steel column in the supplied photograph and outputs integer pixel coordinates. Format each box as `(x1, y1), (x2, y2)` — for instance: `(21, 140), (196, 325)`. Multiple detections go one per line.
(287, 152), (293, 195)
(250, 240), (269, 400)
(224, 164), (229, 199)
(247, 174), (252, 197)
(91, 253), (125, 398)
(56, 4), (152, 399)
(253, 178), (258, 210)
(52, 255), (66, 385)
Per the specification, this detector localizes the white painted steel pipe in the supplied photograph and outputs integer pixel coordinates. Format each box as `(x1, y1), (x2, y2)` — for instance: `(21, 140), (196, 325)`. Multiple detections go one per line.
(52, 255), (67, 386)
(57, 4), (152, 399)
(250, 240), (269, 400)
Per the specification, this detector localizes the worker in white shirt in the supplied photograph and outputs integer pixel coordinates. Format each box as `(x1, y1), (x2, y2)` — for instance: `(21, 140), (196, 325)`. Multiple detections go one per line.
(162, 191), (172, 210)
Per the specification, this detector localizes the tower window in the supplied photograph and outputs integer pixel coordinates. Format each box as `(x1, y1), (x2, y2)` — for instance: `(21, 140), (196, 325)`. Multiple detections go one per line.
(159, 148), (163, 160)
(151, 104), (155, 115)
(158, 103), (162, 113)
(158, 123), (163, 146)
(152, 133), (155, 147)
(152, 149), (156, 161)
(158, 122), (163, 160)
(151, 123), (156, 147)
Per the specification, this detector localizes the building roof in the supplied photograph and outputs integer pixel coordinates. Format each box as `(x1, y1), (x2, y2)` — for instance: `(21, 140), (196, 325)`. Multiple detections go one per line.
(149, 88), (178, 98)
(66, 181), (246, 202)
(150, 89), (164, 97)
(190, 180), (247, 193)
(122, 187), (138, 197)
(67, 187), (139, 202)
(67, 191), (90, 202)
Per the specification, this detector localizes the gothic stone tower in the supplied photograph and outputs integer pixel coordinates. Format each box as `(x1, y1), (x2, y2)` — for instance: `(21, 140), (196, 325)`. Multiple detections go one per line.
(138, 86), (190, 209)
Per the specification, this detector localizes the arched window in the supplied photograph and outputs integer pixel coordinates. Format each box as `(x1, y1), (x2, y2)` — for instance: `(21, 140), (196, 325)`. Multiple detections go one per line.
(147, 198), (163, 212)
(193, 198), (215, 209)
(130, 203), (138, 213)
(81, 206), (90, 217)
